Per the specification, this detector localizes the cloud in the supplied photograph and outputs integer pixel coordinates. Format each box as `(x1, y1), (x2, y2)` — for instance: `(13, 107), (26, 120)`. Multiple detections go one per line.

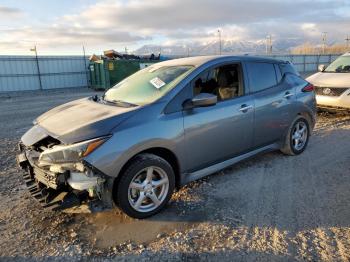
(62, 0), (339, 29)
(55, 0), (350, 43)
(0, 5), (23, 21)
(0, 6), (22, 15)
(1, 24), (149, 52)
(0, 0), (350, 54)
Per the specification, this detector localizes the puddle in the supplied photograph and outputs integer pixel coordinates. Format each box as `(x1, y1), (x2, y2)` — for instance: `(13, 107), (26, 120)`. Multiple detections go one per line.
(81, 210), (194, 248)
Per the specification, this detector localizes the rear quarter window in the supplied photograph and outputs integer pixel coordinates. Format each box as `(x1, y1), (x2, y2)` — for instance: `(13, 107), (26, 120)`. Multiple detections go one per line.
(284, 73), (307, 87)
(279, 62), (299, 76)
(246, 62), (277, 93)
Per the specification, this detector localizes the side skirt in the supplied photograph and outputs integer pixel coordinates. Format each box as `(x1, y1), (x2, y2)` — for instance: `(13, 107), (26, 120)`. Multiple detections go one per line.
(181, 143), (280, 185)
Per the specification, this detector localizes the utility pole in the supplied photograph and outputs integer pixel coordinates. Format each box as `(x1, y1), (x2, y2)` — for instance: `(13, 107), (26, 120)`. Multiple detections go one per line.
(322, 32), (327, 54)
(345, 35), (350, 50)
(82, 45), (90, 88)
(124, 47), (128, 54)
(30, 45), (43, 90)
(218, 29), (222, 55)
(266, 35), (272, 55)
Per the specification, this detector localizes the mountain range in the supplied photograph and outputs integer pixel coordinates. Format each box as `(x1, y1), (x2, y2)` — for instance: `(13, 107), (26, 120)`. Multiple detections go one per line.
(134, 39), (304, 56)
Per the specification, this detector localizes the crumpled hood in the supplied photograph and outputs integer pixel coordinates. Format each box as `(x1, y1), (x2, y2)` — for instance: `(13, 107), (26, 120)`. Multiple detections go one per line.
(307, 72), (350, 88)
(22, 97), (139, 146)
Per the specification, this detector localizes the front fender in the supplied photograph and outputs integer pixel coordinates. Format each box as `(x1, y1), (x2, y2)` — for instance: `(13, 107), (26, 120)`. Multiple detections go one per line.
(84, 110), (185, 178)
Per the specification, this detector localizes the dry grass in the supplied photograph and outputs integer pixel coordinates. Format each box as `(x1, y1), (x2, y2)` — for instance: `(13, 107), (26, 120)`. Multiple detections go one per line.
(291, 42), (350, 55)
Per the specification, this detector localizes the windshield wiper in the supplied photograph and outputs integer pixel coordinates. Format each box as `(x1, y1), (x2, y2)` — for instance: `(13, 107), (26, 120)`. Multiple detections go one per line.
(102, 97), (138, 107)
(111, 99), (138, 107)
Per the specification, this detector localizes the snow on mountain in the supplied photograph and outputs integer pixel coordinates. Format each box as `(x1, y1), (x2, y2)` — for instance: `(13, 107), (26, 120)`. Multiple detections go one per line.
(134, 39), (303, 56)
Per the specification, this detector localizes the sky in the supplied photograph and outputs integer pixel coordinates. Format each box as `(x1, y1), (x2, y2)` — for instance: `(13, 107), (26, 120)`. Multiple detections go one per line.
(0, 0), (349, 55)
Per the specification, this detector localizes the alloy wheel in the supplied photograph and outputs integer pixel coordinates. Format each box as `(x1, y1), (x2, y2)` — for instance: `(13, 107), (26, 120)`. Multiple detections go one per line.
(127, 166), (169, 213)
(292, 121), (308, 151)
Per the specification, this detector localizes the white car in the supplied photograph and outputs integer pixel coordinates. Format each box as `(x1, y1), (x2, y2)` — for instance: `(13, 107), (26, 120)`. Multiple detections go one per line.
(307, 53), (350, 111)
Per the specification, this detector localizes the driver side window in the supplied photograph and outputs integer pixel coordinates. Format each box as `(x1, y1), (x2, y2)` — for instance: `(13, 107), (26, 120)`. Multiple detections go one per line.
(192, 64), (244, 101)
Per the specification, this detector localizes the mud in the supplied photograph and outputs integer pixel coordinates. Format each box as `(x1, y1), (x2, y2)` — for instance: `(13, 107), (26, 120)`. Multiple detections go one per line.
(0, 88), (350, 261)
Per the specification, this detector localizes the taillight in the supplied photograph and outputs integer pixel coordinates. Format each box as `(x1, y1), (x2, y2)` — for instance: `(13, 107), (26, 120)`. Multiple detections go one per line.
(302, 83), (314, 92)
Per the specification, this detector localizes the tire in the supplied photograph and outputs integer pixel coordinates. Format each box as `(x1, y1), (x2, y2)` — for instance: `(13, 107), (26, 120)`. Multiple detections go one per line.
(280, 116), (310, 156)
(115, 153), (175, 219)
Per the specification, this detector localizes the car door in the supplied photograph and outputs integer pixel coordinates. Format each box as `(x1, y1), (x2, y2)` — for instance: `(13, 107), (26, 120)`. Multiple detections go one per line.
(183, 63), (254, 172)
(245, 62), (296, 147)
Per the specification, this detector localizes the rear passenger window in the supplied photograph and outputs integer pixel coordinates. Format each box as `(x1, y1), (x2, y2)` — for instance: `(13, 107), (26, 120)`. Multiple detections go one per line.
(246, 62), (277, 93)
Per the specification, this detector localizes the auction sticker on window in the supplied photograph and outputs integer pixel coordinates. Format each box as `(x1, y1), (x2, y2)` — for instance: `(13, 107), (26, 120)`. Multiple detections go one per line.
(150, 77), (166, 89)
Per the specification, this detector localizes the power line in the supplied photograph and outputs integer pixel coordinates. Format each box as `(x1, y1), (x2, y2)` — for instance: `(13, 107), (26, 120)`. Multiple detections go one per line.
(196, 39), (218, 55)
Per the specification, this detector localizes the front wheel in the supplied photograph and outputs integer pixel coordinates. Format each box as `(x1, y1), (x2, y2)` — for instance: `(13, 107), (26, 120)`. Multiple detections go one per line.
(115, 153), (175, 219)
(281, 116), (310, 155)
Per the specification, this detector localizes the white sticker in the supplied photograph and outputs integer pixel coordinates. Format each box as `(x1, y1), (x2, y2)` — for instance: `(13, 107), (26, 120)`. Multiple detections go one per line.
(150, 77), (166, 89)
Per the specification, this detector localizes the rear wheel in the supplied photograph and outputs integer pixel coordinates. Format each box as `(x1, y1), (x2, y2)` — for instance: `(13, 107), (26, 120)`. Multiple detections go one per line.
(115, 153), (175, 219)
(281, 116), (310, 155)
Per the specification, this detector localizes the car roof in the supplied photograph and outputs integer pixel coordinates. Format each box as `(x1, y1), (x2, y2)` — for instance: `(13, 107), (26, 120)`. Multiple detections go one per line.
(155, 55), (285, 67)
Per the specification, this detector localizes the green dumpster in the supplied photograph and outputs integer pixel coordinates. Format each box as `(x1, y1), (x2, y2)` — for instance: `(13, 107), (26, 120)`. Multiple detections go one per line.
(89, 59), (158, 90)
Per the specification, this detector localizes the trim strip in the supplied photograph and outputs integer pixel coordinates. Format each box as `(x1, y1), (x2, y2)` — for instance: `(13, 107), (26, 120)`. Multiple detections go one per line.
(181, 143), (279, 185)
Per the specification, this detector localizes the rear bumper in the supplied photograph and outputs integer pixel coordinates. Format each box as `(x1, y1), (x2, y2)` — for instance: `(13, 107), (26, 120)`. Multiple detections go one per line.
(16, 146), (112, 212)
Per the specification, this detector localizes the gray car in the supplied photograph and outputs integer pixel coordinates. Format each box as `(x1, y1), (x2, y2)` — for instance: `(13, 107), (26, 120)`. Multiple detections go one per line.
(17, 56), (316, 218)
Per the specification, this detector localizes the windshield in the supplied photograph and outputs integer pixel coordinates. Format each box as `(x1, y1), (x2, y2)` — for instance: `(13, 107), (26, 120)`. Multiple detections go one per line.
(325, 56), (350, 73)
(103, 65), (194, 106)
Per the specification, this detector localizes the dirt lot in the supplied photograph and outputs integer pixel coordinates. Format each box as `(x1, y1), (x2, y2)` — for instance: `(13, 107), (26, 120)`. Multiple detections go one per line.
(0, 88), (350, 261)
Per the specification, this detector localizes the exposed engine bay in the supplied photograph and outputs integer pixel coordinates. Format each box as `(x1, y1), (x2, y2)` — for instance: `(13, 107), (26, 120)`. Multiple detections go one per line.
(17, 132), (111, 212)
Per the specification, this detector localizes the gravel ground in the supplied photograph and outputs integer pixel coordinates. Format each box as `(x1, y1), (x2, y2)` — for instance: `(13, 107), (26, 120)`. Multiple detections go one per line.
(0, 88), (350, 261)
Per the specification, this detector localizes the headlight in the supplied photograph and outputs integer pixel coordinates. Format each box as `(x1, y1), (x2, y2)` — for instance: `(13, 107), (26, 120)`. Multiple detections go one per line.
(39, 136), (109, 165)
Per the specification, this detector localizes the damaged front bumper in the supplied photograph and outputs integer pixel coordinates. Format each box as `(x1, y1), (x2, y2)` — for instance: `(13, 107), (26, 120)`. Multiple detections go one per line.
(17, 143), (112, 212)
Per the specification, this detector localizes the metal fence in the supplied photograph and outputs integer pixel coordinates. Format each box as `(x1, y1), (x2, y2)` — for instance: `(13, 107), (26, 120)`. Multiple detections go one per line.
(264, 54), (341, 73)
(0, 53), (343, 92)
(0, 55), (89, 92)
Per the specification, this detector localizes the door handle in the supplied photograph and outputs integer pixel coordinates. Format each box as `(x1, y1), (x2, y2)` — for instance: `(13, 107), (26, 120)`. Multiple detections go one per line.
(284, 92), (293, 99)
(239, 104), (253, 112)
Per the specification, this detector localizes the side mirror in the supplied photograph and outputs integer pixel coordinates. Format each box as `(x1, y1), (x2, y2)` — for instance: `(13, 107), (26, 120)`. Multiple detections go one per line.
(318, 64), (326, 72)
(183, 93), (217, 109)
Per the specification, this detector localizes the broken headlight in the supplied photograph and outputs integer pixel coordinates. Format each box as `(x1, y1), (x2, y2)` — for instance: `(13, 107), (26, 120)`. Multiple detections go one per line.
(38, 136), (109, 166)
